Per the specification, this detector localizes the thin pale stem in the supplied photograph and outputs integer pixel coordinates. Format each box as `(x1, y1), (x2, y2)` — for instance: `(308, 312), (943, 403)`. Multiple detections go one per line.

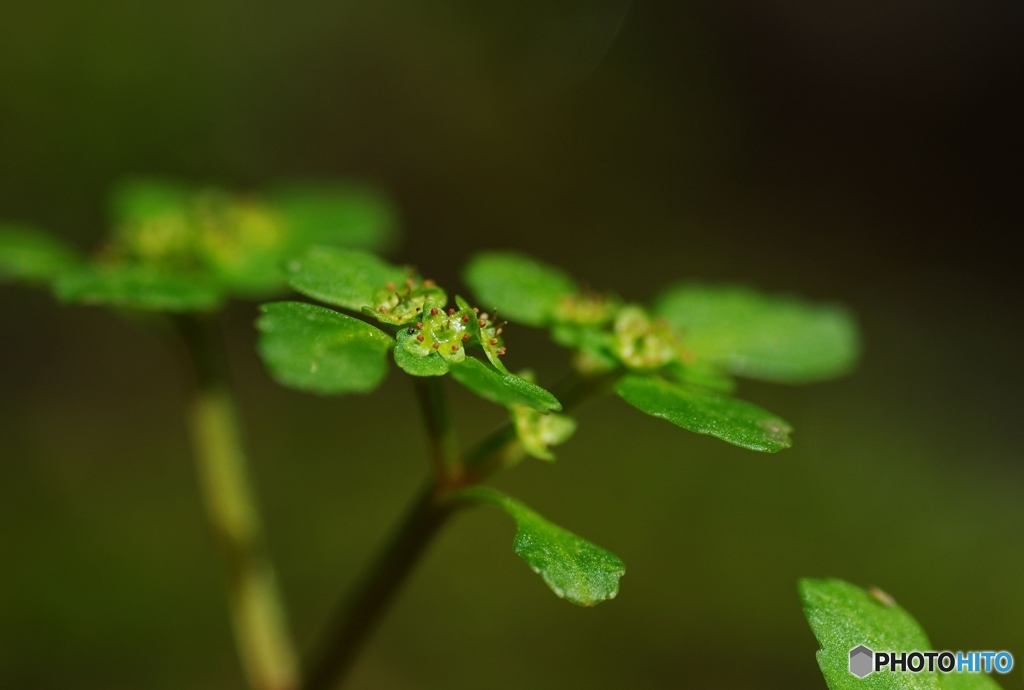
(303, 367), (623, 690)
(177, 314), (300, 690)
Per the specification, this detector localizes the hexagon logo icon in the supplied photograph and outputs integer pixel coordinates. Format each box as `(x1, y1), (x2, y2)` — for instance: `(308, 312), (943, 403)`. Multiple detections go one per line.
(849, 645), (874, 678)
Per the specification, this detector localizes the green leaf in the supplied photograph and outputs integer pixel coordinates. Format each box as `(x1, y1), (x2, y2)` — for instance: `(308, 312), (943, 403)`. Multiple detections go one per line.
(463, 251), (576, 327)
(942, 674), (1004, 690)
(800, 579), (1003, 690)
(460, 487), (624, 606)
(801, 579), (937, 690)
(283, 246), (408, 312)
(654, 284), (860, 383)
(53, 264), (223, 312)
(0, 225), (80, 284)
(394, 328), (450, 377)
(448, 357), (561, 412)
(189, 191), (291, 298)
(256, 301), (392, 394)
(614, 375), (791, 452)
(271, 182), (399, 253)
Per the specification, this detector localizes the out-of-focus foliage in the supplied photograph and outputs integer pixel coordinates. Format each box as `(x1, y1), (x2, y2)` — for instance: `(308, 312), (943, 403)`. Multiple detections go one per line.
(0, 225), (79, 284)
(654, 285), (860, 383)
(1, 179), (399, 313)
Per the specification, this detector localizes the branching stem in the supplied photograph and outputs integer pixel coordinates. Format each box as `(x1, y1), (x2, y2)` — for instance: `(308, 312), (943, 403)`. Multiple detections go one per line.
(302, 367), (623, 690)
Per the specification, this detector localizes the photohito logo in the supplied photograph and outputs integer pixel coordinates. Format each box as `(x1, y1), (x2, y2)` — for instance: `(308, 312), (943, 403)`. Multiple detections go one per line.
(849, 646), (1013, 678)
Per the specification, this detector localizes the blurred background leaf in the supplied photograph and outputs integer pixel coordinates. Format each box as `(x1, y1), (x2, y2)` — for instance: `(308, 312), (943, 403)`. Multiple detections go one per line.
(0, 225), (80, 284)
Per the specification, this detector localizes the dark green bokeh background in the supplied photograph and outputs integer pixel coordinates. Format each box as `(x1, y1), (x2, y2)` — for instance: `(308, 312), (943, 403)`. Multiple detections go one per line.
(1, 2), (1022, 688)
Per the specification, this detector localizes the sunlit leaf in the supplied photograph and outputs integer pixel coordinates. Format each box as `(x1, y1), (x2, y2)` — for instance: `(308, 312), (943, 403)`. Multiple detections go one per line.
(463, 251), (576, 327)
(448, 357), (561, 412)
(654, 284), (860, 383)
(800, 579), (1003, 690)
(0, 225), (79, 284)
(283, 246), (408, 312)
(256, 301), (392, 394)
(460, 487), (624, 607)
(53, 264), (223, 312)
(271, 182), (399, 252)
(614, 375), (791, 452)
(394, 328), (450, 377)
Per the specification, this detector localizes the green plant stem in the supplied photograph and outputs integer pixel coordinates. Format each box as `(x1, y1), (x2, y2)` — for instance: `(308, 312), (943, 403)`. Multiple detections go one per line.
(303, 367), (623, 690)
(302, 483), (459, 690)
(412, 376), (460, 480)
(177, 314), (299, 690)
